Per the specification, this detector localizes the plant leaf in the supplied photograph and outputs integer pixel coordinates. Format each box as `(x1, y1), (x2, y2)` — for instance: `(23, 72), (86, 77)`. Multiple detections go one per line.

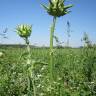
(41, 3), (49, 11)
(64, 4), (73, 9)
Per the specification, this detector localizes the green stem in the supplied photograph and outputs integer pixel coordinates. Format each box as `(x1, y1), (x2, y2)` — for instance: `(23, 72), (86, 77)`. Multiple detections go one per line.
(50, 16), (57, 87)
(25, 37), (36, 96)
(32, 72), (36, 96)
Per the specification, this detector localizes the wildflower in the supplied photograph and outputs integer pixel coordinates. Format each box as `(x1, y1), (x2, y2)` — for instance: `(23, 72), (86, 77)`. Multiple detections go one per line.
(42, 0), (73, 17)
(0, 51), (4, 57)
(41, 65), (46, 71)
(91, 82), (94, 84)
(40, 93), (44, 96)
(16, 24), (32, 38)
(37, 84), (41, 88)
(37, 74), (42, 78)
(27, 59), (31, 64)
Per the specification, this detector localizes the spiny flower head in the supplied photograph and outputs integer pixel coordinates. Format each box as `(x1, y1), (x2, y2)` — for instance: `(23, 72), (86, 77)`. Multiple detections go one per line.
(16, 24), (32, 38)
(42, 0), (73, 17)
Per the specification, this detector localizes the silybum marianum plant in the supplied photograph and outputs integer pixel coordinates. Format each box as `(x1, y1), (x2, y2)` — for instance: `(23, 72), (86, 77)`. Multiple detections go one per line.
(16, 24), (36, 96)
(42, 0), (73, 93)
(16, 24), (32, 65)
(16, 24), (32, 45)
(42, 0), (73, 17)
(16, 24), (31, 38)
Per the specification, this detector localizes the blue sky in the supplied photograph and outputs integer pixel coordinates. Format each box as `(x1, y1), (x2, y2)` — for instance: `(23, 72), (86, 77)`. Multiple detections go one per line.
(0, 0), (96, 47)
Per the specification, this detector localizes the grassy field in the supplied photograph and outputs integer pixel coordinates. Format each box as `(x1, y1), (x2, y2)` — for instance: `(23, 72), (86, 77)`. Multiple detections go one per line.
(0, 46), (96, 96)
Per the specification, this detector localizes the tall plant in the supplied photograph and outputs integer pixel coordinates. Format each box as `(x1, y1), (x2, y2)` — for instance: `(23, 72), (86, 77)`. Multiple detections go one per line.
(16, 24), (32, 64)
(42, 0), (73, 91)
(16, 24), (36, 96)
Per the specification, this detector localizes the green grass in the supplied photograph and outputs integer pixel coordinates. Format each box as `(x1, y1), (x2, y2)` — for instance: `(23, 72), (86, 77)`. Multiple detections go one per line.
(0, 46), (96, 96)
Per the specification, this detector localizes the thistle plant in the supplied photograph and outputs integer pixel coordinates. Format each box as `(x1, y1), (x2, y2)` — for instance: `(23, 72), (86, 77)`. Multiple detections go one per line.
(42, 0), (73, 17)
(42, 0), (73, 93)
(16, 24), (36, 96)
(16, 24), (32, 62)
(16, 24), (31, 44)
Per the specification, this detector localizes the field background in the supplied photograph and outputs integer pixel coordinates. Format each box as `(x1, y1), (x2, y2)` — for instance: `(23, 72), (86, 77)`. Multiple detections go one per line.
(0, 45), (96, 96)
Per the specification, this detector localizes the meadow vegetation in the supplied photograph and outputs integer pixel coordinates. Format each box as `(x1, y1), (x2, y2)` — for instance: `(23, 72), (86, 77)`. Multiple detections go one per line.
(0, 0), (96, 96)
(0, 46), (96, 96)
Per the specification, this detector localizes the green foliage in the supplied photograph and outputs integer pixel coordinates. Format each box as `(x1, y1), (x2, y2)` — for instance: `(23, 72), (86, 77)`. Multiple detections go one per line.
(0, 47), (96, 96)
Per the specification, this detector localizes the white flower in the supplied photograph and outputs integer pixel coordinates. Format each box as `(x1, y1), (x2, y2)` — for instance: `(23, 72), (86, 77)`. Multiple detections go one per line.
(0, 52), (4, 57)
(27, 59), (31, 64)
(37, 84), (41, 88)
(37, 74), (42, 78)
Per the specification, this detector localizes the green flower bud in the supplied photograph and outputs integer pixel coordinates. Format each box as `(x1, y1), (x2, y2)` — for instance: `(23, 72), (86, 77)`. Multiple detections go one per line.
(16, 24), (32, 38)
(42, 0), (73, 17)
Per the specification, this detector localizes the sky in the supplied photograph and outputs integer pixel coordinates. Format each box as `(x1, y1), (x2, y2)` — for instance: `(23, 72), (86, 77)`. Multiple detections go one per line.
(0, 0), (96, 47)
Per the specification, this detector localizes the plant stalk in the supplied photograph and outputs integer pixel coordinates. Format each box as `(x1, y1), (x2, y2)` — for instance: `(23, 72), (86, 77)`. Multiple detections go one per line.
(50, 16), (57, 86)
(25, 37), (36, 96)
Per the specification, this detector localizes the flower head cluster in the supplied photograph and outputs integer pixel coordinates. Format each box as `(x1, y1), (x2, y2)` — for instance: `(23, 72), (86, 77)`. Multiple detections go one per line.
(16, 24), (32, 38)
(42, 0), (73, 17)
